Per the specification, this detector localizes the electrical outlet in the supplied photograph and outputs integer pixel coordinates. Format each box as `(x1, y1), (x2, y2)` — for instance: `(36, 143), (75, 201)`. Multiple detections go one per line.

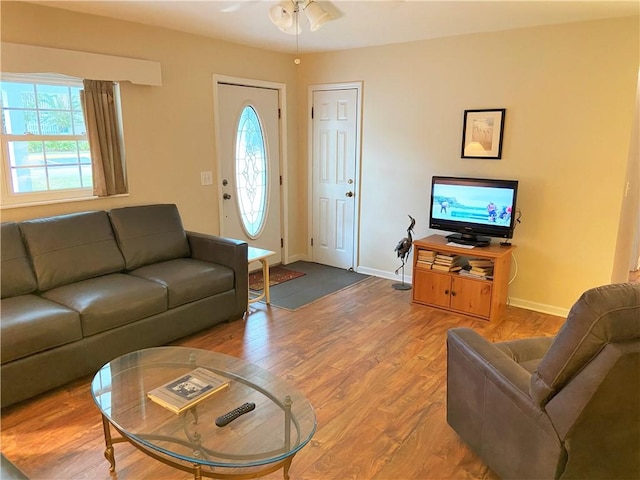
(200, 171), (213, 186)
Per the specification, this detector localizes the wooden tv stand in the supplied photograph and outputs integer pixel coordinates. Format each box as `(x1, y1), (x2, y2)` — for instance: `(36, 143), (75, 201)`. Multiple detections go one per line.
(412, 235), (516, 321)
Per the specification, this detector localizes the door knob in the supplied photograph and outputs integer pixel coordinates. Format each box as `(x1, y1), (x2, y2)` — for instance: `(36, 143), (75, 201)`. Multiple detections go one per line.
(223, 193), (231, 200)
(345, 191), (354, 198)
(222, 179), (228, 186)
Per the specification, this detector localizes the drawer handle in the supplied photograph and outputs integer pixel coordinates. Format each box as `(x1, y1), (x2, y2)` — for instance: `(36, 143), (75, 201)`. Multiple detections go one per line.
(451, 291), (457, 297)
(444, 289), (449, 295)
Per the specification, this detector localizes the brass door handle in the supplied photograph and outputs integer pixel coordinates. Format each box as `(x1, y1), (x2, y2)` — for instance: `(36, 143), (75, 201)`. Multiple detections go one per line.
(345, 191), (354, 198)
(223, 193), (231, 200)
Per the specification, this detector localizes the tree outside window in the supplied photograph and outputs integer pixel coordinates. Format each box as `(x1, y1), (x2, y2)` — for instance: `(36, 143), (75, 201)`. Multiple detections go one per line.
(1, 76), (92, 197)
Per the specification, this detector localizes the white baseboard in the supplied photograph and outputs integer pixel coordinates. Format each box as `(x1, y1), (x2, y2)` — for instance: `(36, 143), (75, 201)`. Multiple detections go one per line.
(283, 260), (570, 318)
(356, 266), (412, 284)
(507, 297), (569, 318)
(283, 253), (308, 265)
(357, 266), (569, 318)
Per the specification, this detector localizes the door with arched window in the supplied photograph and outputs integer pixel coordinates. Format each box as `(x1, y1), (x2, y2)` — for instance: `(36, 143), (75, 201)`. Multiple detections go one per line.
(217, 82), (282, 265)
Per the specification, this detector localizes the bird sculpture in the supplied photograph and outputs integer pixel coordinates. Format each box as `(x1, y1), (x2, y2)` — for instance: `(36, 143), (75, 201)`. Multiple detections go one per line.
(394, 215), (416, 277)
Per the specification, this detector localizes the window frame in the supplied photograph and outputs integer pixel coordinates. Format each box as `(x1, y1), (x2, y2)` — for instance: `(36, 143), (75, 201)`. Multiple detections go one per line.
(1, 73), (94, 206)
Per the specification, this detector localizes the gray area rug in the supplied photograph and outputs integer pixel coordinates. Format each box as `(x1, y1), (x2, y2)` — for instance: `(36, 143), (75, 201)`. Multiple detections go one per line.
(262, 261), (370, 310)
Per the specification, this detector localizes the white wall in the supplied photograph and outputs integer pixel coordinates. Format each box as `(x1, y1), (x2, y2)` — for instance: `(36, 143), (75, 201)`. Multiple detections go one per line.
(2, 3), (638, 314)
(299, 17), (639, 313)
(613, 71), (640, 281)
(0, 1), (304, 251)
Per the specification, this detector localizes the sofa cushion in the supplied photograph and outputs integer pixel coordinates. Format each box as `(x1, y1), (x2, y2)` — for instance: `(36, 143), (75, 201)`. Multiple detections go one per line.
(1, 223), (37, 298)
(495, 336), (555, 374)
(109, 204), (190, 270)
(42, 273), (168, 337)
(130, 258), (235, 308)
(19, 211), (125, 292)
(1, 295), (82, 364)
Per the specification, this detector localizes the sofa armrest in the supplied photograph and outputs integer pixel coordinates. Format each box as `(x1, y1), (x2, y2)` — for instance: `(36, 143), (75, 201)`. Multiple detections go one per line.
(187, 232), (247, 268)
(446, 328), (563, 479)
(186, 232), (248, 311)
(448, 328), (533, 397)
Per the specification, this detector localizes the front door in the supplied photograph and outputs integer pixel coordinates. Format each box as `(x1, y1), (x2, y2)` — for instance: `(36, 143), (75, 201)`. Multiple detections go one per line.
(311, 86), (360, 269)
(217, 83), (282, 264)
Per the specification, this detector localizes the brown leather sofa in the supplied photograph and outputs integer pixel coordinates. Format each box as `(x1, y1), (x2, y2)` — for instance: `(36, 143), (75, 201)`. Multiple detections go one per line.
(447, 282), (640, 479)
(1, 204), (248, 408)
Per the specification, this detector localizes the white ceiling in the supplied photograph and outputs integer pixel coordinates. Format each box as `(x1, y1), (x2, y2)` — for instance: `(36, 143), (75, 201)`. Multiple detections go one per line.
(26, 0), (640, 54)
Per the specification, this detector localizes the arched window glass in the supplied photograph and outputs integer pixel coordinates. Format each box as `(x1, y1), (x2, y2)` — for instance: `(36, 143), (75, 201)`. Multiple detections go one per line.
(235, 106), (267, 238)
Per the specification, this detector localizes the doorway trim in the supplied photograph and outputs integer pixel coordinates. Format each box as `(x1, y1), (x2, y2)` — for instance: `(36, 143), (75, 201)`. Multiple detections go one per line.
(307, 81), (363, 271)
(212, 74), (290, 263)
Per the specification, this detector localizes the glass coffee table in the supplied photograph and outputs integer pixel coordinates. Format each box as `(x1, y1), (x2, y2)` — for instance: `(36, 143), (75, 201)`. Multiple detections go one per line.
(91, 347), (316, 479)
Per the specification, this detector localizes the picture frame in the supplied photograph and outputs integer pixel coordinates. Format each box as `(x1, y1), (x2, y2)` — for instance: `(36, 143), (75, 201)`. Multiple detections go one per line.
(461, 108), (506, 159)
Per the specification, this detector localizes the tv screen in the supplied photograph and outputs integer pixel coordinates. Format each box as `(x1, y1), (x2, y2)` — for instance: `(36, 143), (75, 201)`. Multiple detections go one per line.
(429, 176), (519, 246)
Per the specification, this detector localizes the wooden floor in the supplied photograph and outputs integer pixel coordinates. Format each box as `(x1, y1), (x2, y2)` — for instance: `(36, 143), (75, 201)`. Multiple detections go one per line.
(1, 277), (566, 480)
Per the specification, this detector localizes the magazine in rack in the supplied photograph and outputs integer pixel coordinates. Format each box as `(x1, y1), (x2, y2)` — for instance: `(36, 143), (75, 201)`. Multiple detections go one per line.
(147, 367), (230, 414)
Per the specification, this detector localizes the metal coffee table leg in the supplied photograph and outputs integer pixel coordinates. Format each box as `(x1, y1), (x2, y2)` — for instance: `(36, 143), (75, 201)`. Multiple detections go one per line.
(101, 415), (116, 473)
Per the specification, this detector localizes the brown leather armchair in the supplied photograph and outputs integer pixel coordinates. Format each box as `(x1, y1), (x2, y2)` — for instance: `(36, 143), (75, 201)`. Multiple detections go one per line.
(446, 283), (640, 479)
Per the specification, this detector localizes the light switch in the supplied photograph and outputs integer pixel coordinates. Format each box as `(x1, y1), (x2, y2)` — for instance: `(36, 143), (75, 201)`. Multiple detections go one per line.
(200, 171), (213, 185)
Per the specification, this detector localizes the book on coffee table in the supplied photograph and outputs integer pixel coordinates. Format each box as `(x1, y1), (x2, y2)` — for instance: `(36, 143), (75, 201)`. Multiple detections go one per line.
(147, 367), (229, 414)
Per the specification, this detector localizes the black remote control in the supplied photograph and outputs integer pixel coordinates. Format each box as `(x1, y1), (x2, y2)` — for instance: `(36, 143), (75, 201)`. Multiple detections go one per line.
(215, 402), (256, 427)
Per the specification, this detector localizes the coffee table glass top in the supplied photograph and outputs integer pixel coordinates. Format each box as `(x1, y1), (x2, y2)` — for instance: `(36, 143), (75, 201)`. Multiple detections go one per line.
(91, 347), (316, 469)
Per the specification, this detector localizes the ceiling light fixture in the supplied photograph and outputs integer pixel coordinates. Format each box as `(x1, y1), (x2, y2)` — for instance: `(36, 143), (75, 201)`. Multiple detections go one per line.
(268, 0), (331, 35)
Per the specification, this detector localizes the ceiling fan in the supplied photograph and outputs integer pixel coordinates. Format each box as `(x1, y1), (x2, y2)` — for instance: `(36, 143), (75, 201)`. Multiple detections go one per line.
(268, 0), (332, 35)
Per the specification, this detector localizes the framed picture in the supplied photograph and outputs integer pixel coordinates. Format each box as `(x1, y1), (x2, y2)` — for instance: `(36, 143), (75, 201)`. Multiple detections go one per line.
(461, 108), (506, 159)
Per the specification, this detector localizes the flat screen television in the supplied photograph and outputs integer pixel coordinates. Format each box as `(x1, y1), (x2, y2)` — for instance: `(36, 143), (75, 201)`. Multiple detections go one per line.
(429, 176), (519, 246)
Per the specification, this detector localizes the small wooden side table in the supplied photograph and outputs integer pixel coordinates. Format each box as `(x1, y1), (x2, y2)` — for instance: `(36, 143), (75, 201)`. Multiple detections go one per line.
(247, 246), (277, 309)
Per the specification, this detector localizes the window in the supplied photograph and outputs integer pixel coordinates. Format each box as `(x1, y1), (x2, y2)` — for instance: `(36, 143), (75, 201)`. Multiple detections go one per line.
(235, 105), (268, 238)
(1, 74), (92, 205)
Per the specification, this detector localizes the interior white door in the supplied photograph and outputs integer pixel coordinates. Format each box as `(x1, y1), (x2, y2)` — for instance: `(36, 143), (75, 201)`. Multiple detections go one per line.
(311, 88), (358, 269)
(218, 83), (282, 264)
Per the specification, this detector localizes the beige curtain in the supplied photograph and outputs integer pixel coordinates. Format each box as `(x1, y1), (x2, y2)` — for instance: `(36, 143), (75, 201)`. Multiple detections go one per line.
(80, 80), (127, 196)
